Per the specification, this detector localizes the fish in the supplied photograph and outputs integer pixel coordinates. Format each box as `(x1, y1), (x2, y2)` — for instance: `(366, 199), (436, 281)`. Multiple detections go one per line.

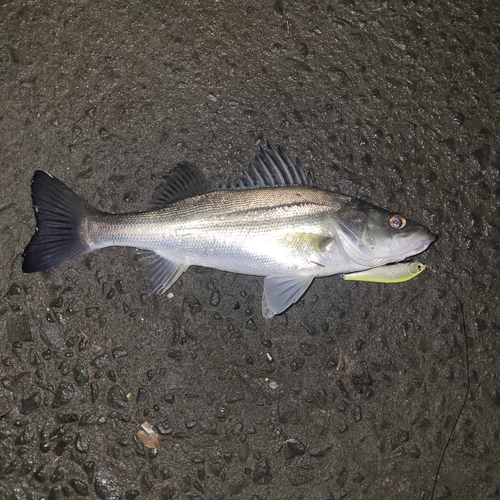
(344, 261), (426, 283)
(22, 143), (437, 318)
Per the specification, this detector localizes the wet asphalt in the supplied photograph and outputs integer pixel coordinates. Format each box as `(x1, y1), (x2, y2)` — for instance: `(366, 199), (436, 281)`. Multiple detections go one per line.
(1, 1), (499, 499)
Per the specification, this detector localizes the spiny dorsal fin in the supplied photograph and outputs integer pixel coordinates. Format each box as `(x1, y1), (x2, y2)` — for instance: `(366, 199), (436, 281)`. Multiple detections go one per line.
(149, 163), (218, 209)
(223, 143), (316, 189)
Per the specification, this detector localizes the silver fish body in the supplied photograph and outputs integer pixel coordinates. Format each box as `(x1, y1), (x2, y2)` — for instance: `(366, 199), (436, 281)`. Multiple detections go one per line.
(23, 144), (437, 317)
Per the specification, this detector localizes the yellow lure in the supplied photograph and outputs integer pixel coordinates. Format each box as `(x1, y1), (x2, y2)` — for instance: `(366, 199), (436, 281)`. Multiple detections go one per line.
(343, 261), (426, 284)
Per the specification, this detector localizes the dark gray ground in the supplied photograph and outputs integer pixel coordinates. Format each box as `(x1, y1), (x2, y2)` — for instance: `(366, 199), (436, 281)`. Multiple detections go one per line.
(1, 1), (499, 499)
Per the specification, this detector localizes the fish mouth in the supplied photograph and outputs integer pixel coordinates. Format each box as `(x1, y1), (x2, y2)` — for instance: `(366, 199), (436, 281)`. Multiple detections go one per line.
(413, 231), (437, 255)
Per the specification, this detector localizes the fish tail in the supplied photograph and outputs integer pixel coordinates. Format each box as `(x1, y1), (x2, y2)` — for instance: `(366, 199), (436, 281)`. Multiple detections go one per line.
(22, 170), (98, 273)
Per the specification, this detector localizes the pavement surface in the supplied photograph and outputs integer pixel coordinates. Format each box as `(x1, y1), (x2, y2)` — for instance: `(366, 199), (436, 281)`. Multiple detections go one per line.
(1, 1), (499, 499)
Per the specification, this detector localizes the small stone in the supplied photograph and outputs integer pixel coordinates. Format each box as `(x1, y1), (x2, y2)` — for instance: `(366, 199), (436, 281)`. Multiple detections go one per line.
(91, 382), (99, 403)
(57, 413), (79, 423)
(352, 405), (362, 422)
(106, 385), (129, 408)
(472, 144), (490, 170)
(112, 347), (128, 358)
(232, 422), (243, 436)
(8, 283), (22, 296)
(184, 295), (202, 314)
(210, 292), (220, 307)
(328, 66), (348, 84)
(16, 427), (34, 445)
(408, 444), (421, 458)
(245, 319), (257, 331)
(136, 387), (149, 404)
(92, 354), (110, 369)
(75, 433), (90, 453)
(164, 393), (175, 404)
(34, 464), (49, 483)
(21, 391), (41, 414)
(252, 459), (272, 484)
(290, 358), (305, 372)
(54, 436), (73, 456)
(51, 466), (65, 482)
(284, 439), (306, 459)
(52, 382), (75, 408)
(0, 428), (14, 439)
(73, 365), (89, 386)
(336, 467), (347, 488)
(82, 461), (95, 481)
(156, 422), (173, 436)
(70, 478), (89, 496)
(300, 343), (316, 356)
(50, 297), (64, 308)
(48, 486), (65, 500)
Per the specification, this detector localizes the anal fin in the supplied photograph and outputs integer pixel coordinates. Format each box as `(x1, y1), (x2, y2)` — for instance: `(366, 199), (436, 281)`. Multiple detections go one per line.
(262, 275), (314, 318)
(139, 250), (188, 295)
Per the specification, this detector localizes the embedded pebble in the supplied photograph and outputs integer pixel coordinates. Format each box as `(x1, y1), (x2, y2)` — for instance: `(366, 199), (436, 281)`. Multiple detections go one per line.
(58, 413), (79, 423)
(49, 486), (65, 500)
(75, 433), (90, 453)
(33, 464), (48, 482)
(51, 466), (65, 482)
(136, 387), (149, 404)
(112, 347), (128, 358)
(210, 291), (221, 307)
(21, 391), (41, 414)
(91, 382), (99, 403)
(290, 358), (305, 372)
(106, 385), (129, 408)
(16, 427), (34, 445)
(300, 343), (316, 356)
(184, 295), (202, 314)
(284, 439), (306, 459)
(82, 460), (95, 481)
(245, 319), (257, 331)
(73, 365), (89, 386)
(252, 459), (272, 484)
(352, 405), (362, 422)
(92, 354), (110, 369)
(70, 478), (89, 496)
(52, 382), (75, 408)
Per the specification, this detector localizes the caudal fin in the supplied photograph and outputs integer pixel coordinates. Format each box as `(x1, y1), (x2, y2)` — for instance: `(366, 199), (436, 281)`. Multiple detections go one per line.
(22, 171), (97, 273)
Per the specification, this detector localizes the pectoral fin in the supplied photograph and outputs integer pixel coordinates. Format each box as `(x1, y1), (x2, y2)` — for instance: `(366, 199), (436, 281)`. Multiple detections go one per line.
(262, 275), (314, 318)
(139, 250), (188, 295)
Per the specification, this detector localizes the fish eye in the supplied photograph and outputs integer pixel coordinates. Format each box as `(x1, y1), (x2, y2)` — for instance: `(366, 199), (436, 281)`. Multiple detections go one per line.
(389, 214), (406, 229)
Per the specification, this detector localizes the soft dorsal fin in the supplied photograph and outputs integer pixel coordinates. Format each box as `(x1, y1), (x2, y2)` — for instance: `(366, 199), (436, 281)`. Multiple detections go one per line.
(149, 163), (218, 209)
(223, 143), (316, 189)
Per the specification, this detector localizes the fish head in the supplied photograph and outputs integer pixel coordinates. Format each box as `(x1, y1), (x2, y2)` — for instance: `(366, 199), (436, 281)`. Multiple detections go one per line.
(335, 199), (437, 268)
